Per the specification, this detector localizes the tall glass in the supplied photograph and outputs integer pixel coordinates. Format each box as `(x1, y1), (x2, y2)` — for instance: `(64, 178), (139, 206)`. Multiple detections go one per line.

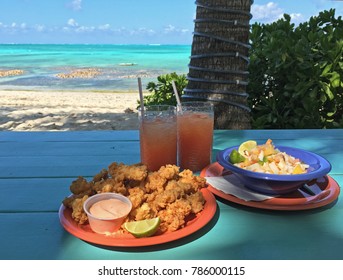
(139, 105), (177, 171)
(177, 101), (214, 172)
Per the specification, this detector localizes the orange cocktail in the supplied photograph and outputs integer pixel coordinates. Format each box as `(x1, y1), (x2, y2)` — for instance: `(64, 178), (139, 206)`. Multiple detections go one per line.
(177, 102), (214, 172)
(139, 105), (177, 171)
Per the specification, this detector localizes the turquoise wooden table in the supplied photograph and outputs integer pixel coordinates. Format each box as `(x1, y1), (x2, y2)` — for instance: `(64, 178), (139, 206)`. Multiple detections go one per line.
(0, 129), (342, 260)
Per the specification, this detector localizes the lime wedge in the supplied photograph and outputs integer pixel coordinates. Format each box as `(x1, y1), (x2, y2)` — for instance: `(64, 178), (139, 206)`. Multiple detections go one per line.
(124, 217), (160, 238)
(238, 140), (257, 156)
(229, 149), (246, 164)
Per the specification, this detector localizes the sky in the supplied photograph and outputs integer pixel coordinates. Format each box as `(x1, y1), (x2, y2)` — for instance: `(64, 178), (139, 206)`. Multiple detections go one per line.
(0, 0), (342, 44)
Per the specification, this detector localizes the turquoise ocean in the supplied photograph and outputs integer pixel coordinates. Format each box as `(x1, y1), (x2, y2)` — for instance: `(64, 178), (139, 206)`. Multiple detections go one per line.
(0, 44), (191, 91)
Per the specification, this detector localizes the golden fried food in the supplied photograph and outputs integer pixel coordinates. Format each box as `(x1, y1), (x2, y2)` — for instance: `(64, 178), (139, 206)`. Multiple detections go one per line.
(92, 168), (108, 182)
(93, 178), (127, 195)
(188, 192), (206, 214)
(128, 187), (146, 209)
(131, 202), (155, 221)
(158, 198), (193, 232)
(69, 176), (92, 195)
(62, 162), (207, 234)
(157, 164), (180, 180)
(71, 195), (89, 224)
(108, 162), (148, 181)
(179, 169), (207, 193)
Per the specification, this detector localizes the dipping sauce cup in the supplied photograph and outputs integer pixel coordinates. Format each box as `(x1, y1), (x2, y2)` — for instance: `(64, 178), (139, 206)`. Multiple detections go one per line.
(83, 193), (132, 234)
(139, 105), (177, 171)
(177, 101), (214, 172)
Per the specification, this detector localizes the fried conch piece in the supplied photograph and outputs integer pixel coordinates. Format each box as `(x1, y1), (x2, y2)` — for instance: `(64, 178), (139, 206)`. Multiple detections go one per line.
(178, 169), (207, 192)
(69, 176), (93, 195)
(187, 191), (205, 214)
(128, 187), (147, 209)
(143, 164), (179, 193)
(108, 162), (148, 181)
(62, 176), (94, 208)
(92, 178), (127, 195)
(157, 164), (180, 180)
(158, 199), (192, 232)
(92, 168), (108, 182)
(71, 195), (89, 224)
(130, 202), (156, 221)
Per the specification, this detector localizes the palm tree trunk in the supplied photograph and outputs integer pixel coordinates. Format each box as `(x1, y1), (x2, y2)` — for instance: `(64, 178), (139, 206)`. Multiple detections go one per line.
(184, 0), (252, 129)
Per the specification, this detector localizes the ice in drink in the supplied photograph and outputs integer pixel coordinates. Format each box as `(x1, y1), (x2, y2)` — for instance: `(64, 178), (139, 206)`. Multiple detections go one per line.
(177, 102), (214, 172)
(139, 105), (177, 171)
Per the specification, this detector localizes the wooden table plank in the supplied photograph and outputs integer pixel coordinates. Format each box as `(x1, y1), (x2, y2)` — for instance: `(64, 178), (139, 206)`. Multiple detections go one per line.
(1, 129), (342, 143)
(0, 178), (72, 212)
(0, 138), (340, 156)
(0, 141), (140, 157)
(0, 156), (141, 178)
(0, 130), (139, 142)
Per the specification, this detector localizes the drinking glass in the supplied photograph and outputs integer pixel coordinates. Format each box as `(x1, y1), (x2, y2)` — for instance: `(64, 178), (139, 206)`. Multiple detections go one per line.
(139, 105), (177, 171)
(177, 101), (214, 172)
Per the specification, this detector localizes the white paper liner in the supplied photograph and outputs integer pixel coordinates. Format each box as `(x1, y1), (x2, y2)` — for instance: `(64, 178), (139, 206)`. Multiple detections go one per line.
(205, 175), (276, 202)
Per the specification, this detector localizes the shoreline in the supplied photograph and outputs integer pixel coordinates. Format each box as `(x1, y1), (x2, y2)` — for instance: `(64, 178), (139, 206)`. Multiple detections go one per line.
(0, 89), (145, 131)
(0, 88), (141, 94)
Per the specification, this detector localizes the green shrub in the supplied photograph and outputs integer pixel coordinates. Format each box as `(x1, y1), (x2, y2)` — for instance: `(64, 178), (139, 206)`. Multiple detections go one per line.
(139, 72), (187, 106)
(248, 9), (343, 128)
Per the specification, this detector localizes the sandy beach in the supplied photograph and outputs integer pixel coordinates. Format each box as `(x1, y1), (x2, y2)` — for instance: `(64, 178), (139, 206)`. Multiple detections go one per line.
(0, 44), (189, 131)
(0, 90), (142, 131)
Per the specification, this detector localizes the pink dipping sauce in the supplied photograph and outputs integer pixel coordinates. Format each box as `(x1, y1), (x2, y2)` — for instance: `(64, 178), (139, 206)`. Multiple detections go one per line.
(89, 198), (131, 219)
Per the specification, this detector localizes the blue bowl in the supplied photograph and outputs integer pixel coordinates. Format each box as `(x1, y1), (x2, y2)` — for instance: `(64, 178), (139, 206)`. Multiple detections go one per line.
(216, 145), (332, 195)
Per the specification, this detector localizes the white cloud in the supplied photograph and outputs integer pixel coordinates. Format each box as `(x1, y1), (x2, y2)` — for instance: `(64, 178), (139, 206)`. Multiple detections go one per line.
(163, 24), (189, 35)
(69, 0), (82, 11)
(131, 27), (155, 36)
(98, 24), (111, 30)
(0, 22), (7, 30)
(290, 13), (304, 24)
(252, 2), (306, 24)
(164, 24), (176, 33)
(35, 24), (45, 32)
(75, 25), (95, 33)
(67, 18), (78, 27)
(64, 19), (98, 33)
(10, 22), (26, 30)
(0, 21), (31, 33)
(251, 2), (283, 22)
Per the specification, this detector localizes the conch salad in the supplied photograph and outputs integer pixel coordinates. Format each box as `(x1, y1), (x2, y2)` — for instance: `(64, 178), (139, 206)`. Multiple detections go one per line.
(229, 139), (309, 175)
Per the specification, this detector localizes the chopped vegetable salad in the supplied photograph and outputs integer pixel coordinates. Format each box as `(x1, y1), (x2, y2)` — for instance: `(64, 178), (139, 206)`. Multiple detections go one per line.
(229, 139), (309, 175)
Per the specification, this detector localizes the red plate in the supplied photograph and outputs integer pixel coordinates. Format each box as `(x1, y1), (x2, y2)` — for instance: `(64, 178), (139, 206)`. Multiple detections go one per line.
(59, 188), (217, 247)
(201, 162), (340, 211)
